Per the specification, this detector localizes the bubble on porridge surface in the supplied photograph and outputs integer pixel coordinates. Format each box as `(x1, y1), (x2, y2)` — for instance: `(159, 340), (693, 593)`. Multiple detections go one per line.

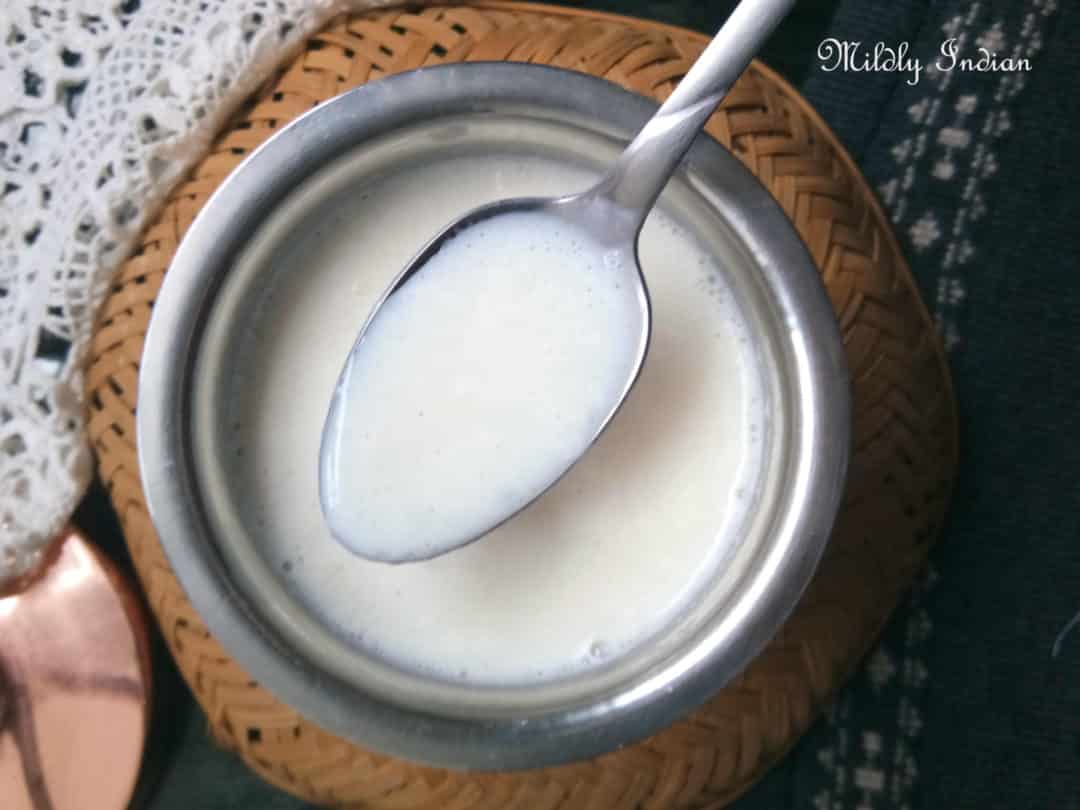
(588, 640), (611, 659)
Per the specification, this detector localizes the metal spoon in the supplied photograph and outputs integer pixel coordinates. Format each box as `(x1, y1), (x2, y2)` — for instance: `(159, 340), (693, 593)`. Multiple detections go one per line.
(320, 0), (796, 562)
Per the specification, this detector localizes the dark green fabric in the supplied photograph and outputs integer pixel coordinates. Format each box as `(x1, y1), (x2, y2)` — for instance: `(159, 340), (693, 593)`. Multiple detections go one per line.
(77, 1), (1080, 807)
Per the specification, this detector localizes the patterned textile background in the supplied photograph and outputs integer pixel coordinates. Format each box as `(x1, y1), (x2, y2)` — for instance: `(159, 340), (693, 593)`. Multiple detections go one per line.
(74, 0), (1080, 808)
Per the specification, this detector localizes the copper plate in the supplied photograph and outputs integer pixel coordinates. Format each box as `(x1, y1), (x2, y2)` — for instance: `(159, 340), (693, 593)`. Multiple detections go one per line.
(0, 527), (151, 810)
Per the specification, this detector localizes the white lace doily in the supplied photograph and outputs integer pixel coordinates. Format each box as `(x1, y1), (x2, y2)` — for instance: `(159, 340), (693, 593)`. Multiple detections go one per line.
(0, 0), (413, 587)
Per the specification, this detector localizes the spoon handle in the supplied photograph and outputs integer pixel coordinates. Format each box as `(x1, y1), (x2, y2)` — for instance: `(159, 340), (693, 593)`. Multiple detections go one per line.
(597, 0), (796, 227)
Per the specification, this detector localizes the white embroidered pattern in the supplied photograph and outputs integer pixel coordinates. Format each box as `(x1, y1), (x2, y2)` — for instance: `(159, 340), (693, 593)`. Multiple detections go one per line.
(813, 567), (939, 810)
(0, 0), (415, 586)
(815, 2), (1058, 808)
(877, 0), (1058, 352)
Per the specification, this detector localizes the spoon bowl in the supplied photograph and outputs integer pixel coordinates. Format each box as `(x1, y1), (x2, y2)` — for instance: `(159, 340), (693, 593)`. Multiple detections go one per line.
(318, 192), (652, 563)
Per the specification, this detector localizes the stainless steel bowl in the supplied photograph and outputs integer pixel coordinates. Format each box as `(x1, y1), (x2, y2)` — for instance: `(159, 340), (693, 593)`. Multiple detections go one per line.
(138, 63), (850, 770)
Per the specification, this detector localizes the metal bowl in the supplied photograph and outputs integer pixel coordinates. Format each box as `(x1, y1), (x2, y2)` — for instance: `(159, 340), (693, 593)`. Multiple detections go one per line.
(138, 63), (849, 770)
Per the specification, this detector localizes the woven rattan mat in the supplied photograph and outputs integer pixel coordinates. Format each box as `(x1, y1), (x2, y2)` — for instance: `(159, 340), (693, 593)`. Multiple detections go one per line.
(85, 3), (957, 807)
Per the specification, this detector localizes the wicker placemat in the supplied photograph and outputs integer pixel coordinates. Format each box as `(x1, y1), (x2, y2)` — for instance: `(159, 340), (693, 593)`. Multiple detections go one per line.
(84, 3), (957, 807)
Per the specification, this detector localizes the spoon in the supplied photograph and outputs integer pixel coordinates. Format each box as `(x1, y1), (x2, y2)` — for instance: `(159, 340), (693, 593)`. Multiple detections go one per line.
(320, 0), (796, 563)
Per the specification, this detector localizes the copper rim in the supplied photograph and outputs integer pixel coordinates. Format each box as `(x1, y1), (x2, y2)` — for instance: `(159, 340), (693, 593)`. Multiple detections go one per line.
(0, 527), (151, 810)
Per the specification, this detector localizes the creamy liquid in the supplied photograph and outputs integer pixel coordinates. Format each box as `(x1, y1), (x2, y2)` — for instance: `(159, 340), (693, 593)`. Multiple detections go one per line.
(320, 209), (645, 562)
(222, 152), (767, 685)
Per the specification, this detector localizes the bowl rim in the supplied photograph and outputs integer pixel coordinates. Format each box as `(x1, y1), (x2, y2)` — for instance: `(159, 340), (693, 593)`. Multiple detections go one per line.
(137, 62), (850, 770)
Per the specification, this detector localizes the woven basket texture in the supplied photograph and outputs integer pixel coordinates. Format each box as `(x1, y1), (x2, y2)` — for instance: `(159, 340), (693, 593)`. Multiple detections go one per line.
(85, 3), (958, 807)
